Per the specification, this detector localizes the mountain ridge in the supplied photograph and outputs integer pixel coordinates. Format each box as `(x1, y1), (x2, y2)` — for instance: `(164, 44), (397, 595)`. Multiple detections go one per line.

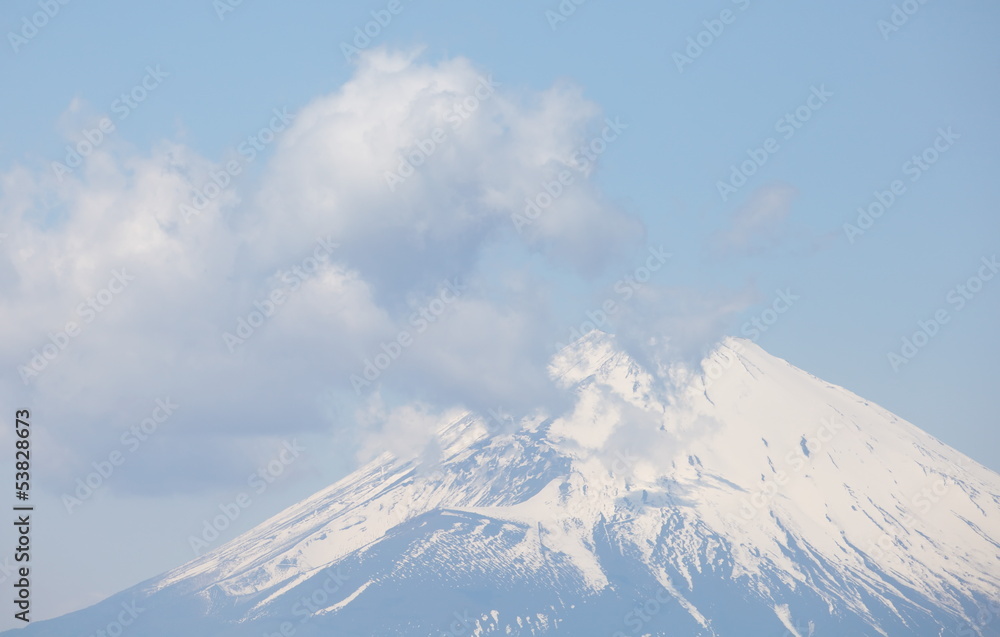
(13, 333), (1000, 636)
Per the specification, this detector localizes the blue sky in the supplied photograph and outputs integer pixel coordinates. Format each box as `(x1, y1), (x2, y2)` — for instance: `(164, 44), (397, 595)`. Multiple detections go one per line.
(1, 0), (998, 624)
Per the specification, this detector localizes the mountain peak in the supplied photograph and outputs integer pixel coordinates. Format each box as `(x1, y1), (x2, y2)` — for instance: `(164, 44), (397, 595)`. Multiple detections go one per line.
(12, 336), (1000, 636)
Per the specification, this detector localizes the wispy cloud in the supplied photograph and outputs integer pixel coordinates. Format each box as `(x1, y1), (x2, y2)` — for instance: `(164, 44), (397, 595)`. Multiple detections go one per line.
(710, 182), (798, 258)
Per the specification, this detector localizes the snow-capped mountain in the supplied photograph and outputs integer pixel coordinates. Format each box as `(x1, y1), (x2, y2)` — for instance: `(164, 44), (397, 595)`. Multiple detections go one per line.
(13, 334), (1000, 636)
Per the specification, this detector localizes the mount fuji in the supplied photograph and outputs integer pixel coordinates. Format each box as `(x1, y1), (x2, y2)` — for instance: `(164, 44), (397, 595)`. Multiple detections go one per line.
(12, 333), (1000, 636)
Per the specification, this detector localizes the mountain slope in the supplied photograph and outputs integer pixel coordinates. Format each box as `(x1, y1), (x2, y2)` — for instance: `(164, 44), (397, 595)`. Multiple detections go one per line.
(13, 334), (1000, 636)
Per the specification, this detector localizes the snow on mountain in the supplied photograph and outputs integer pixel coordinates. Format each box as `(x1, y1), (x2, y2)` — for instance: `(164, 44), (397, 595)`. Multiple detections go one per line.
(12, 333), (1000, 636)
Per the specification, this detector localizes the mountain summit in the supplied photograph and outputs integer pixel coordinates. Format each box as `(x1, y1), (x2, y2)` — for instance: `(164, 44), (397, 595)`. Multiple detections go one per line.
(16, 334), (1000, 636)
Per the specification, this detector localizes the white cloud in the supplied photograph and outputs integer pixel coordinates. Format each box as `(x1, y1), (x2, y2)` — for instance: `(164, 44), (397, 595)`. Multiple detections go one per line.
(0, 49), (644, 496)
(248, 49), (642, 288)
(354, 398), (467, 464)
(610, 284), (758, 373)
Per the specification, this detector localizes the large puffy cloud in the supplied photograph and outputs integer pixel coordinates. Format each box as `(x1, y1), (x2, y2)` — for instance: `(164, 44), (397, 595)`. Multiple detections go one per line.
(248, 49), (643, 294)
(0, 49), (646, 497)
